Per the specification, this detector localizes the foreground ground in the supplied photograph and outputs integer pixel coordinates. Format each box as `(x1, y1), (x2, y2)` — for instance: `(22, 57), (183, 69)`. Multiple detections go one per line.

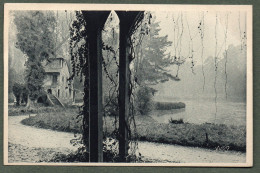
(19, 106), (246, 152)
(8, 115), (246, 163)
(8, 142), (73, 163)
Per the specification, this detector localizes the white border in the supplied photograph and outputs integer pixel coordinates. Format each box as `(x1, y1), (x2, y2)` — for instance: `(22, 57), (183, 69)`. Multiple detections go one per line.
(3, 3), (253, 167)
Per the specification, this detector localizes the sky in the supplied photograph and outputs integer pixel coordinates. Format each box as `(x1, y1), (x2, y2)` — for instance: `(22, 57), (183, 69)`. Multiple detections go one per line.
(154, 10), (247, 65)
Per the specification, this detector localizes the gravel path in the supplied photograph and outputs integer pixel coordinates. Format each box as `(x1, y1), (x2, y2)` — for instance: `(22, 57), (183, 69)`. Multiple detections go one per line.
(137, 141), (246, 163)
(8, 115), (78, 163)
(8, 115), (246, 163)
(9, 115), (78, 150)
(8, 142), (72, 163)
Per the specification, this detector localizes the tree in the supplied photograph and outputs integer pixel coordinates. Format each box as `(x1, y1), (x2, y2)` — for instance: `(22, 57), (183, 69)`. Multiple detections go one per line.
(12, 82), (28, 106)
(134, 17), (182, 86)
(13, 11), (56, 104)
(8, 66), (24, 103)
(135, 86), (154, 115)
(24, 58), (46, 101)
(132, 16), (183, 115)
(8, 19), (26, 102)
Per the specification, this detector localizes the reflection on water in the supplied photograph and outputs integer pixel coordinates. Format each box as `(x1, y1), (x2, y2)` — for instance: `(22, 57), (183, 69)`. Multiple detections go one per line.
(150, 99), (246, 126)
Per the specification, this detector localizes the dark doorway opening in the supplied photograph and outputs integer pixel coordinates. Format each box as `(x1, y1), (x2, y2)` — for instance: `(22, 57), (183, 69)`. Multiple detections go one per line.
(47, 89), (52, 94)
(37, 95), (48, 105)
(53, 75), (58, 85)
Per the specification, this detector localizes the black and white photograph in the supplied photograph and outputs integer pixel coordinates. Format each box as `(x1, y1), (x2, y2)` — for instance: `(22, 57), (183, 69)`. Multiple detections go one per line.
(4, 4), (252, 166)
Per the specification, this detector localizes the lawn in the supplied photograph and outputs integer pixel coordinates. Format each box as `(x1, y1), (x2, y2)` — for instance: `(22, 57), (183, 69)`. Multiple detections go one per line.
(20, 106), (246, 152)
(8, 104), (70, 116)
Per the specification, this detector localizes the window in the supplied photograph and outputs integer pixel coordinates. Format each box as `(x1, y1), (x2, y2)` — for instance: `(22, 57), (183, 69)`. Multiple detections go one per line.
(52, 75), (57, 85)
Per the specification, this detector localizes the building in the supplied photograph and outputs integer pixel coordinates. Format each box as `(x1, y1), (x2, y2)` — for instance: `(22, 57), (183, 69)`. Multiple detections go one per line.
(42, 57), (74, 106)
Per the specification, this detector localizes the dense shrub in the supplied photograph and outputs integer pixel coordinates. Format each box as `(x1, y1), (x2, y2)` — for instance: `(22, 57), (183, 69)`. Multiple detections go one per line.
(135, 86), (155, 115)
(8, 105), (68, 116)
(12, 82), (28, 106)
(103, 86), (156, 116)
(169, 118), (184, 124)
(104, 95), (118, 117)
(21, 107), (81, 133)
(155, 102), (185, 110)
(8, 94), (15, 103)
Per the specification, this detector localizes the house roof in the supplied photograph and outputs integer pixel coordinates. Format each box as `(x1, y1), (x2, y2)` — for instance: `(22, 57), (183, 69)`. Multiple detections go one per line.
(45, 69), (61, 73)
(44, 57), (70, 74)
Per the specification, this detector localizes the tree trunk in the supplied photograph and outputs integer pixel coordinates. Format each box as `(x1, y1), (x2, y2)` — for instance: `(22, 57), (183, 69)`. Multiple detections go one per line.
(15, 95), (20, 106)
(19, 94), (22, 105)
(26, 95), (31, 108)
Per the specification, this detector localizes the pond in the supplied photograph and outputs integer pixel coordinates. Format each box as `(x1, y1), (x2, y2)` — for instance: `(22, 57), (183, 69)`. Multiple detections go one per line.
(150, 99), (246, 126)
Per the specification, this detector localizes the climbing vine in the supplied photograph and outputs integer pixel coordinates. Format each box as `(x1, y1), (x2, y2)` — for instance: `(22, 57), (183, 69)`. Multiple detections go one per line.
(69, 10), (247, 161)
(69, 11), (153, 162)
(128, 12), (152, 157)
(69, 11), (90, 157)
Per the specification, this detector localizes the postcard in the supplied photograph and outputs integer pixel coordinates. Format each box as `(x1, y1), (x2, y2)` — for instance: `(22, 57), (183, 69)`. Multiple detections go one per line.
(3, 3), (253, 167)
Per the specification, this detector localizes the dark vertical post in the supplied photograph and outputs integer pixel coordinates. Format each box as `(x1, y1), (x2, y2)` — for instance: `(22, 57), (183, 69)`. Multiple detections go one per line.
(82, 11), (110, 162)
(118, 17), (131, 162)
(117, 11), (143, 162)
(88, 27), (103, 162)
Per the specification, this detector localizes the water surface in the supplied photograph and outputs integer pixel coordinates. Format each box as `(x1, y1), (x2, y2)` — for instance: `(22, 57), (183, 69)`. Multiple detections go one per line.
(151, 98), (246, 126)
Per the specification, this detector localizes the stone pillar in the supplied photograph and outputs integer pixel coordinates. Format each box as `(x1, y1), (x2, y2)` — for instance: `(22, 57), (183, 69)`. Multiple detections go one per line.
(116, 11), (143, 162)
(82, 11), (110, 162)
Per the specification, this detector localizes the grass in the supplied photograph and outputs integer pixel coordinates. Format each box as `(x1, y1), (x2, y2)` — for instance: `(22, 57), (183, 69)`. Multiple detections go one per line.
(21, 107), (81, 134)
(135, 120), (246, 152)
(21, 107), (246, 152)
(154, 102), (185, 110)
(8, 104), (79, 116)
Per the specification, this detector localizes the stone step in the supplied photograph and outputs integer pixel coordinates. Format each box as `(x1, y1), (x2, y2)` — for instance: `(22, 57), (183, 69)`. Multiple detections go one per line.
(47, 94), (64, 107)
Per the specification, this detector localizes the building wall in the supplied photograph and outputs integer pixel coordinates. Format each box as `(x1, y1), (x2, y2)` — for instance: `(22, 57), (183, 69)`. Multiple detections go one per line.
(43, 59), (74, 105)
(44, 75), (53, 86)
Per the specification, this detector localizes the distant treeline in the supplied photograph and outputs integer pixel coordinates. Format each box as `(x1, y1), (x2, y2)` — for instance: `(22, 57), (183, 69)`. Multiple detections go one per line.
(154, 102), (185, 110)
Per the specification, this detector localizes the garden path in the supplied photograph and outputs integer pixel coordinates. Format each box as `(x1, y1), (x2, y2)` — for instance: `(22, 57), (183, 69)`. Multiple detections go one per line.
(8, 115), (246, 163)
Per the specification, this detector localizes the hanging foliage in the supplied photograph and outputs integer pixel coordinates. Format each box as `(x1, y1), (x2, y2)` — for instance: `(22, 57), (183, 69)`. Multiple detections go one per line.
(69, 11), (89, 153)
(214, 13), (219, 122)
(185, 13), (195, 74)
(224, 13), (229, 99)
(199, 12), (206, 90)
